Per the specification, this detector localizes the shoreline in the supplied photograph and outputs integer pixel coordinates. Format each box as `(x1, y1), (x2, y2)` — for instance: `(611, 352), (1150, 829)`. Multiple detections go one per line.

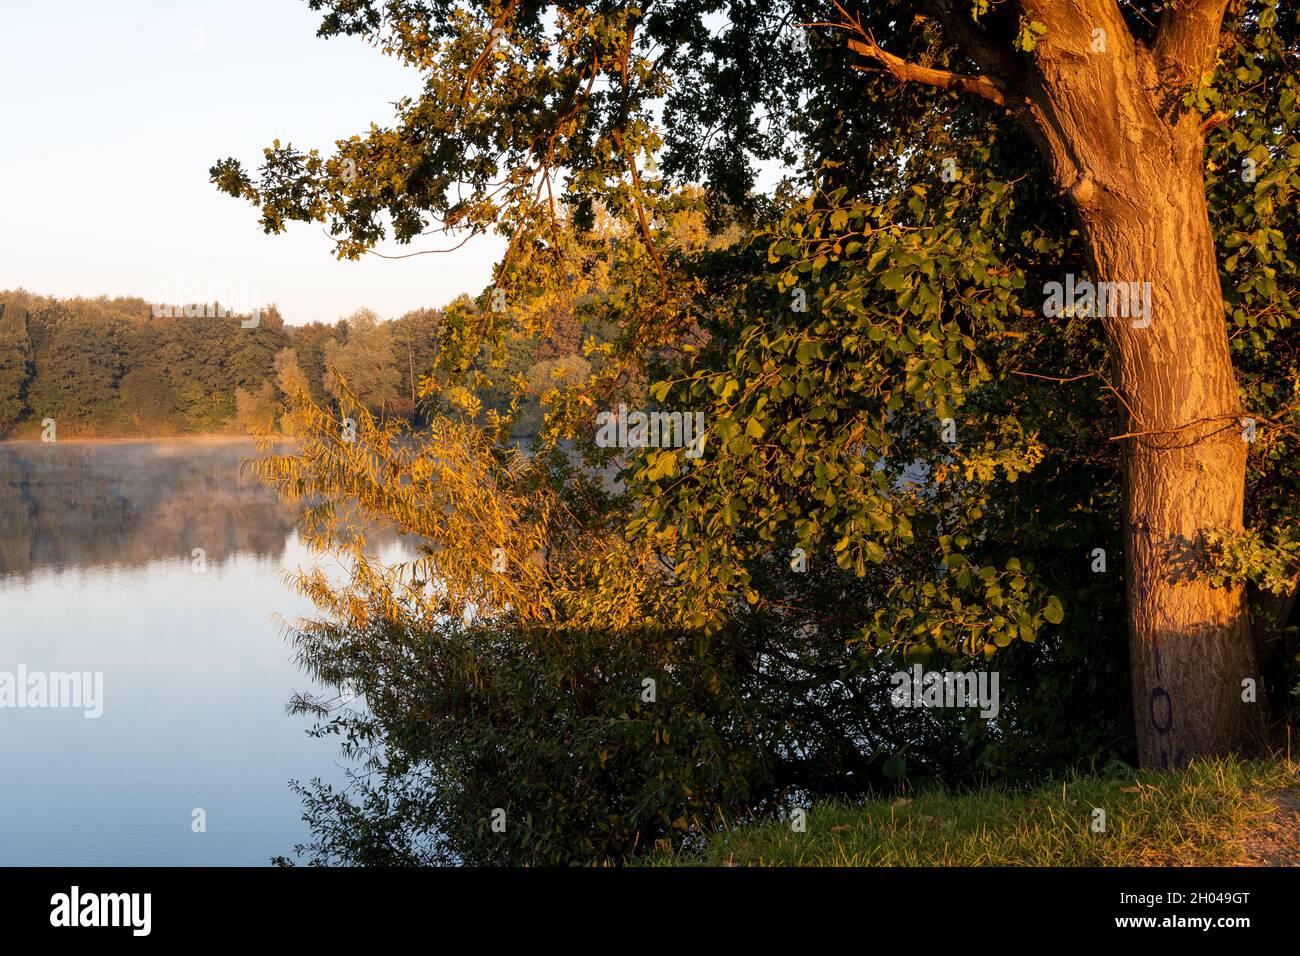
(0, 434), (281, 446)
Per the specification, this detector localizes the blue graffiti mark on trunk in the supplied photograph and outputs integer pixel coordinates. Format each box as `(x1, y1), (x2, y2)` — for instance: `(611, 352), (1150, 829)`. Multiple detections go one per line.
(1149, 686), (1173, 734)
(1131, 512), (1178, 755)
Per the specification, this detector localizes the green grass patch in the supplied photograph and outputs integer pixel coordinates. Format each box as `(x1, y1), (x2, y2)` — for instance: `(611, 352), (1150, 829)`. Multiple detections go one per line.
(647, 757), (1300, 866)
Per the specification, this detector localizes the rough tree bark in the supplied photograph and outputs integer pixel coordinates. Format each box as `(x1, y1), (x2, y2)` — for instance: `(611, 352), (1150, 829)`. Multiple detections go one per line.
(853, 0), (1268, 764)
(1016, 1), (1267, 766)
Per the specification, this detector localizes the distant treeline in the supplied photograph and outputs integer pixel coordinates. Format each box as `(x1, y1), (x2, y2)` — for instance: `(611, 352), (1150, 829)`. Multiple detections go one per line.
(0, 289), (593, 439)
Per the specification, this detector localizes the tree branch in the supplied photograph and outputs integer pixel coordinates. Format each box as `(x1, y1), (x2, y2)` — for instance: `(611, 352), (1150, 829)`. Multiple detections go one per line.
(1154, 0), (1232, 91)
(922, 0), (1021, 86)
(846, 36), (1007, 106)
(461, 0), (522, 102)
(610, 128), (668, 303)
(822, 0), (1007, 107)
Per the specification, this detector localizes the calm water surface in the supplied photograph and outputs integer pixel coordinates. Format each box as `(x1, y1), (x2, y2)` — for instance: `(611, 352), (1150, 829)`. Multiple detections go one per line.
(0, 439), (413, 865)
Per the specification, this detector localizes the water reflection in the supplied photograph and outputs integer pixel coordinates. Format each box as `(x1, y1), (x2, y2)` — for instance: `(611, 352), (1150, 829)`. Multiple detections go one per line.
(0, 439), (301, 578)
(0, 439), (412, 865)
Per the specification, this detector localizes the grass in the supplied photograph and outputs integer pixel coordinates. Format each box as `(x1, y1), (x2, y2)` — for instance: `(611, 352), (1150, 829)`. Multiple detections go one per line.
(648, 756), (1300, 866)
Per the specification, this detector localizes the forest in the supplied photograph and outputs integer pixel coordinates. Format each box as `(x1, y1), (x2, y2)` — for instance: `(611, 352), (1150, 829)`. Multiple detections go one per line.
(0, 288), (600, 440)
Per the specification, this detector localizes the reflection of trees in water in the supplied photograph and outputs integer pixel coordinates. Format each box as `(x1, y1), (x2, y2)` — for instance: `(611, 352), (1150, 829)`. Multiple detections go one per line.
(0, 440), (303, 577)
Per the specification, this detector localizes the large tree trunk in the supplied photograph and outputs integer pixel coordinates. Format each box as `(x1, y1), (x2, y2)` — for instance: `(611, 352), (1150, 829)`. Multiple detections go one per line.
(857, 0), (1267, 763)
(1098, 170), (1268, 767)
(1013, 6), (1268, 765)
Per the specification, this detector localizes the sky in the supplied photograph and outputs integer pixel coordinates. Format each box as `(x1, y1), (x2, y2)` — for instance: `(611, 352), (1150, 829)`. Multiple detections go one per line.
(0, 0), (506, 325)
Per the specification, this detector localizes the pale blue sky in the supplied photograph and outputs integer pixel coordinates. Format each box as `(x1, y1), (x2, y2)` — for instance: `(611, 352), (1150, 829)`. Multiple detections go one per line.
(0, 0), (505, 325)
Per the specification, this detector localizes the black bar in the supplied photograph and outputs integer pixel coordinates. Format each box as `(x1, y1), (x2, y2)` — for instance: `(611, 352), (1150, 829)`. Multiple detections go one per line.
(0, 866), (1290, 942)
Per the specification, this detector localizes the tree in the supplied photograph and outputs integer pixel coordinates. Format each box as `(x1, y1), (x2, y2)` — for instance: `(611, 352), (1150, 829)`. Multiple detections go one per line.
(285, 320), (345, 405)
(274, 346), (312, 399)
(233, 380), (282, 435)
(823, 0), (1273, 766)
(147, 310), (246, 432)
(323, 308), (403, 413)
(25, 301), (131, 435)
(0, 296), (33, 435)
(387, 307), (446, 420)
(226, 304), (290, 395)
(117, 366), (182, 433)
(213, 0), (1297, 790)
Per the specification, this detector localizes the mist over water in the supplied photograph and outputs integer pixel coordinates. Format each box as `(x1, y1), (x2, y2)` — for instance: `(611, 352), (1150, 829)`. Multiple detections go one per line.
(0, 439), (415, 865)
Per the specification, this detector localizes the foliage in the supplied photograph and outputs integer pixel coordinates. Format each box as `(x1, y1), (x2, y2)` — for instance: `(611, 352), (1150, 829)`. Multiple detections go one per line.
(210, 0), (1300, 864)
(323, 308), (403, 413)
(0, 297), (32, 435)
(234, 380), (282, 435)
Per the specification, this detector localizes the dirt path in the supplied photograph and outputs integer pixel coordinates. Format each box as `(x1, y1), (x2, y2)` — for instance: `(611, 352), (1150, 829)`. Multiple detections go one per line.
(1238, 788), (1300, 866)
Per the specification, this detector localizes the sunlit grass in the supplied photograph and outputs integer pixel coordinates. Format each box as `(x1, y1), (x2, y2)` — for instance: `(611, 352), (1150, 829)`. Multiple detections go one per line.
(648, 756), (1299, 866)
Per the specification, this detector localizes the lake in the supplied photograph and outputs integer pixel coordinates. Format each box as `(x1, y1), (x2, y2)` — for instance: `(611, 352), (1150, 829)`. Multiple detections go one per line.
(0, 438), (413, 865)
